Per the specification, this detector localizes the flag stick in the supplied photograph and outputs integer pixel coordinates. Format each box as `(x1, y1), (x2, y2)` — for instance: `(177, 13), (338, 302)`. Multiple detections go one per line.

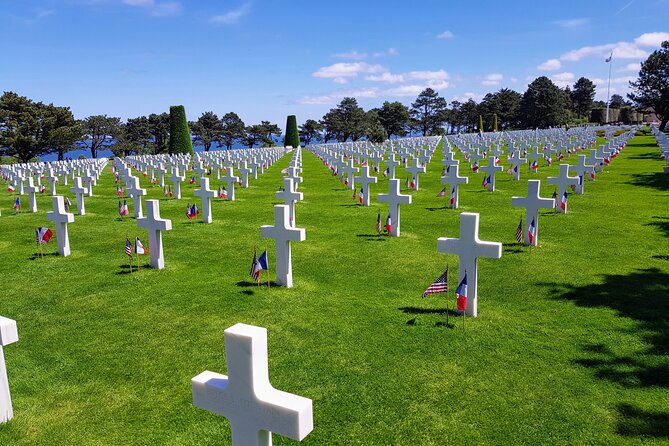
(137, 253), (140, 271)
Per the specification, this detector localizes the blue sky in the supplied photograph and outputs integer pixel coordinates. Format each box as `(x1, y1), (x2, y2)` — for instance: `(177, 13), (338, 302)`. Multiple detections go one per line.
(1, 0), (668, 130)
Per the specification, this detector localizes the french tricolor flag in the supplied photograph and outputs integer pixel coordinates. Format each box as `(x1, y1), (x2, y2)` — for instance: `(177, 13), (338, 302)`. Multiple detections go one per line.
(455, 273), (468, 311)
(528, 217), (536, 245)
(560, 191), (568, 211)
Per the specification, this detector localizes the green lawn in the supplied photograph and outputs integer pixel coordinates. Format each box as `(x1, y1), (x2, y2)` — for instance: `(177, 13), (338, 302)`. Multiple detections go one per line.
(0, 135), (667, 445)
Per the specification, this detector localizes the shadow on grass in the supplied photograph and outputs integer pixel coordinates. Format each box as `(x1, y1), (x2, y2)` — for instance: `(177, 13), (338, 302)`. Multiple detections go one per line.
(628, 153), (663, 160)
(652, 255), (669, 261)
(616, 403), (669, 439)
(503, 245), (525, 254)
(356, 234), (388, 241)
(338, 204), (360, 207)
(399, 306), (460, 316)
(628, 172), (669, 192)
(29, 252), (59, 260)
(540, 267), (669, 394)
(645, 216), (669, 238)
(425, 206), (449, 212)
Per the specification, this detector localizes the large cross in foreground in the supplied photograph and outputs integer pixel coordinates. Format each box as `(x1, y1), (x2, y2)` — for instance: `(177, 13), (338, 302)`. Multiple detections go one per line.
(0, 316), (18, 423)
(192, 323), (313, 446)
(437, 212), (502, 317)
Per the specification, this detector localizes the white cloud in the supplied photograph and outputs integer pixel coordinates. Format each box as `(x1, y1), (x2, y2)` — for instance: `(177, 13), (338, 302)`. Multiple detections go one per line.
(482, 73), (503, 86)
(451, 92), (484, 103)
(634, 32), (669, 47)
(365, 72), (405, 83)
(560, 41), (647, 62)
(537, 58), (562, 71)
(312, 62), (386, 81)
(551, 72), (575, 88)
(210, 3), (251, 24)
(436, 30), (454, 39)
(619, 62), (641, 73)
(407, 70), (449, 81)
(553, 18), (589, 28)
(332, 51), (368, 60)
(510, 77), (519, 83)
(373, 48), (399, 58)
(122, 0), (181, 16)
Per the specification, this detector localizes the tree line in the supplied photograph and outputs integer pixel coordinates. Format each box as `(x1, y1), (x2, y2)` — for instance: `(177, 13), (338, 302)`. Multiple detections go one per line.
(1, 41), (667, 163)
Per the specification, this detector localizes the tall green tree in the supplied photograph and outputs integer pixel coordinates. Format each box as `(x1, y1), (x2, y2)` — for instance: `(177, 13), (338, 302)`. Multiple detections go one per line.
(168, 105), (193, 154)
(571, 77), (596, 119)
(241, 124), (265, 148)
(219, 112), (245, 149)
(190, 111), (222, 151)
(79, 114), (121, 158)
(628, 41), (669, 130)
(410, 88), (447, 135)
(325, 97), (367, 142)
(364, 109), (388, 143)
(47, 106), (82, 161)
(284, 115), (300, 148)
(0, 92), (80, 162)
(609, 94), (629, 108)
(298, 119), (323, 145)
(148, 113), (169, 154)
(377, 101), (410, 138)
(259, 121), (281, 146)
(113, 116), (151, 157)
(520, 76), (570, 128)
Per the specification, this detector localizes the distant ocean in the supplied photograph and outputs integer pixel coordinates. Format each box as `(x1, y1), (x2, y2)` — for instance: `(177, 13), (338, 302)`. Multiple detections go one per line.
(38, 137), (286, 162)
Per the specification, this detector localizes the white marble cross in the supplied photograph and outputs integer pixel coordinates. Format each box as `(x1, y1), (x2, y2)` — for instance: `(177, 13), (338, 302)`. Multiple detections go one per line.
(82, 171), (95, 197)
(569, 155), (595, 194)
(168, 167), (184, 199)
(46, 196), (75, 256)
(126, 176), (147, 219)
(0, 316), (18, 423)
(340, 160), (358, 190)
(511, 180), (555, 246)
(155, 164), (166, 187)
(137, 200), (172, 269)
(260, 205), (306, 288)
(437, 212), (502, 317)
(24, 177), (39, 213)
(70, 177), (89, 216)
(192, 323), (313, 446)
(405, 158), (426, 190)
(45, 172), (59, 196)
(384, 154), (400, 179)
(276, 178), (303, 227)
(587, 149), (604, 172)
(441, 164), (469, 209)
(547, 164), (579, 213)
(526, 147), (543, 170)
(480, 156), (504, 191)
(377, 178), (412, 237)
(238, 161), (252, 188)
(222, 166), (240, 201)
(508, 150), (527, 181)
(354, 165), (378, 206)
(194, 177), (217, 224)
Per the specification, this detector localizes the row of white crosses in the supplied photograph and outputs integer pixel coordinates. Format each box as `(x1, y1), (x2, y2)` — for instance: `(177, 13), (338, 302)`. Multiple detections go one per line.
(261, 149), (306, 287)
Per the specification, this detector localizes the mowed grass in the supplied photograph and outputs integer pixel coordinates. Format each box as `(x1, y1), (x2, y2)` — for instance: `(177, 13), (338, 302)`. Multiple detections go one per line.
(0, 135), (667, 445)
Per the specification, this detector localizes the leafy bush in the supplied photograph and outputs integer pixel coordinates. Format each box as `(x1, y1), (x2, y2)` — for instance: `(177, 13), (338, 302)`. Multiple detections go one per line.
(284, 115), (300, 148)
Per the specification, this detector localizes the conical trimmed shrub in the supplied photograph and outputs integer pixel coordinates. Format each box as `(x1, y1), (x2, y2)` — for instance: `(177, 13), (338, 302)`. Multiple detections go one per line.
(169, 105), (193, 154)
(284, 115), (300, 148)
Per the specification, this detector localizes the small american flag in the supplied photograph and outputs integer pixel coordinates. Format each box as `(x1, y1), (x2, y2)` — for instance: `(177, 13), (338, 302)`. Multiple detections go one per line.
(376, 212), (382, 235)
(515, 217), (523, 244)
(125, 238), (133, 257)
(422, 267), (449, 298)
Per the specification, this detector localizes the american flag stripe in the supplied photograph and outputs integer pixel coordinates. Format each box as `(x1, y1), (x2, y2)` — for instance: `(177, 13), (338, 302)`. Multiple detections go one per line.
(422, 269), (449, 298)
(515, 218), (523, 244)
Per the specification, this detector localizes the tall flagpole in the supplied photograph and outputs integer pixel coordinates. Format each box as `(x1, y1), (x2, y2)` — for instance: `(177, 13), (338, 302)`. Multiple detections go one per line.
(605, 51), (613, 124)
